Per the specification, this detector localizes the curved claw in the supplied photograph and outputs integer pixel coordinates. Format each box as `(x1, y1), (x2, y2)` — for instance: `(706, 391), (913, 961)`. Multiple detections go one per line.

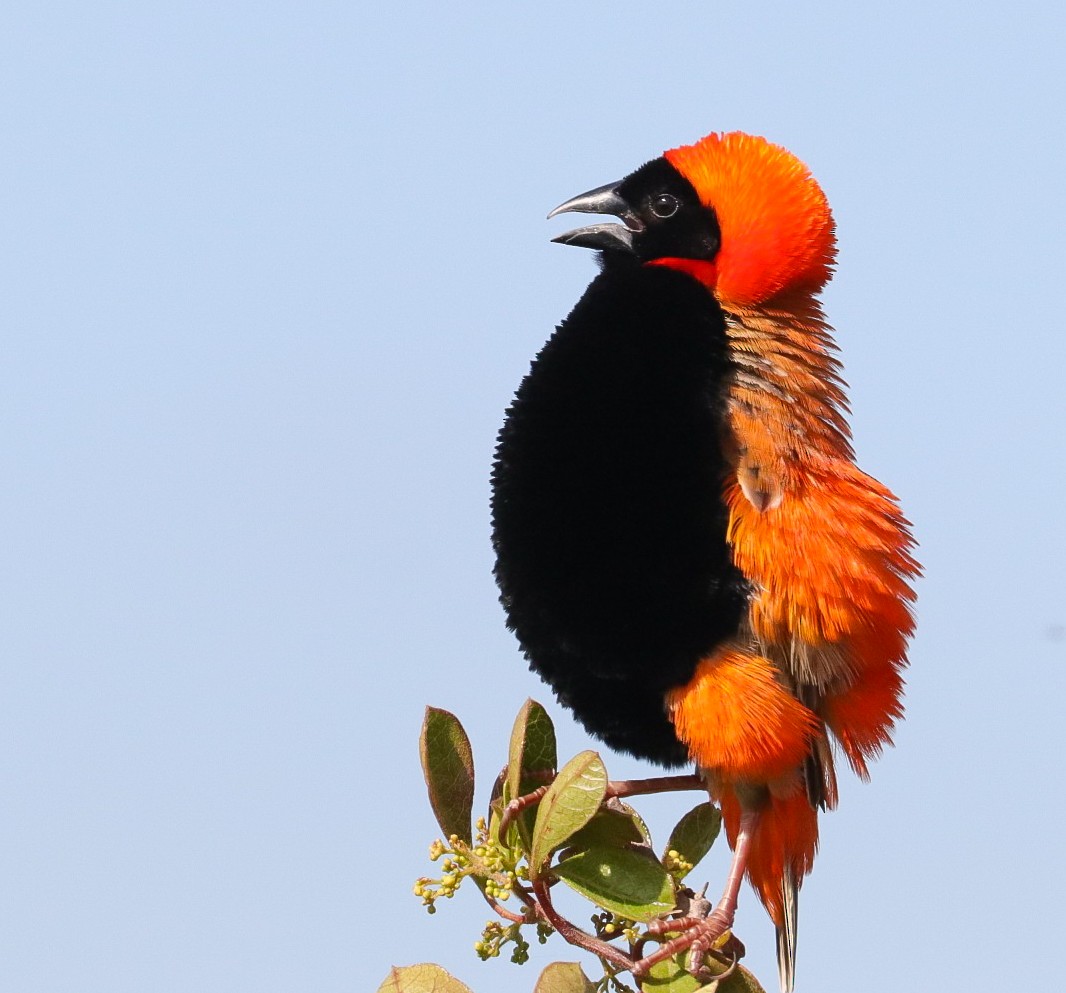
(693, 949), (739, 992)
(684, 913), (738, 975)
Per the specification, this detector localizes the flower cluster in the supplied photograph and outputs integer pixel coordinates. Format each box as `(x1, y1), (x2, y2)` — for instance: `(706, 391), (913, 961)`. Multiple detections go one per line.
(413, 816), (527, 914)
(661, 847), (695, 880)
(474, 919), (530, 964)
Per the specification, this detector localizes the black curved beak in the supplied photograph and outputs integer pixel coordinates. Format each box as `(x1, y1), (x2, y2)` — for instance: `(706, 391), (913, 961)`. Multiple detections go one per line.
(547, 181), (643, 253)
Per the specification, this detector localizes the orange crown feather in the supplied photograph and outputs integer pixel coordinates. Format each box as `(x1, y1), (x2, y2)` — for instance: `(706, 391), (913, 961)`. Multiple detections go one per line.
(665, 132), (837, 308)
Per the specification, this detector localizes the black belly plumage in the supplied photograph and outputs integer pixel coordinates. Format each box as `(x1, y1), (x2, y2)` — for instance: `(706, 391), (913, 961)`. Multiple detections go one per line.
(491, 254), (749, 767)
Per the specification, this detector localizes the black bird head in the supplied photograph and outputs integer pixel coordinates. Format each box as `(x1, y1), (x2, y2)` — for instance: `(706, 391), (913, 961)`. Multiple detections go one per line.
(548, 158), (721, 265)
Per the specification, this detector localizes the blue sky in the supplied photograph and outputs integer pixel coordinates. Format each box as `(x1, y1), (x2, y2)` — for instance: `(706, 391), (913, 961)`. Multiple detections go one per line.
(2, 2), (1064, 991)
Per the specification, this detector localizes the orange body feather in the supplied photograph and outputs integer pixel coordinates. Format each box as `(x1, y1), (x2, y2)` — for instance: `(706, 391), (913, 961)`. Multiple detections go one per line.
(663, 134), (918, 933)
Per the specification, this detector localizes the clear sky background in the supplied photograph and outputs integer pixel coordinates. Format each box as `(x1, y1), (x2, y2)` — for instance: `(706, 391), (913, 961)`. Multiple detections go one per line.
(2, 2), (1064, 991)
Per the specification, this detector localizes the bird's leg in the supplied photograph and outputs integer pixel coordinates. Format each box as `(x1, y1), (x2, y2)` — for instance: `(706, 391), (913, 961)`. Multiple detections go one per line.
(631, 808), (759, 977)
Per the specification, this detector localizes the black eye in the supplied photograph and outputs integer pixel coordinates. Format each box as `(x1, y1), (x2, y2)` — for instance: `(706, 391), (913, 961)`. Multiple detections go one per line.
(649, 193), (679, 218)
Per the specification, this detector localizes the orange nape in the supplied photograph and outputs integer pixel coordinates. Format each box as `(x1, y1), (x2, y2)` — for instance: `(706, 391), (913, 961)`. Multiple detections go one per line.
(667, 648), (819, 784)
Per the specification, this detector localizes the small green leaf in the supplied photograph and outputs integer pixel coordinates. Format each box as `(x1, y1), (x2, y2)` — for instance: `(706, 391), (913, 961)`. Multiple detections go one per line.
(553, 844), (674, 922)
(506, 699), (557, 799)
(641, 954), (768, 993)
(505, 699), (558, 850)
(377, 963), (475, 993)
(529, 750), (607, 873)
(419, 707), (475, 845)
(532, 961), (597, 993)
(663, 803), (721, 880)
(565, 799), (650, 852)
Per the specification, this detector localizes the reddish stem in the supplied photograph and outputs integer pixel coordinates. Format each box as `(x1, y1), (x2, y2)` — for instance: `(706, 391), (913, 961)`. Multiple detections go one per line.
(530, 876), (636, 973)
(605, 773), (705, 799)
(498, 784), (550, 839)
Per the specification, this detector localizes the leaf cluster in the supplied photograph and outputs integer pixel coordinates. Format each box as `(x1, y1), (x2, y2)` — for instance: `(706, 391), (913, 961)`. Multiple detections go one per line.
(381, 701), (768, 993)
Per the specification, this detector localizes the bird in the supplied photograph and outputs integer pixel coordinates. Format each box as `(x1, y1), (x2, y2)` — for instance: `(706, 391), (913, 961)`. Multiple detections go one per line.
(490, 130), (918, 991)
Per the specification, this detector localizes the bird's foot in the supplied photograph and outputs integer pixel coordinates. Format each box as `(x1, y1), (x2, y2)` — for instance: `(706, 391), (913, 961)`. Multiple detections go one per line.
(633, 902), (745, 980)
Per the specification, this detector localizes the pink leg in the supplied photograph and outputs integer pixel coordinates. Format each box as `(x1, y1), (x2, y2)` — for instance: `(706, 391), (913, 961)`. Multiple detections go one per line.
(711, 806), (758, 926)
(635, 808), (760, 977)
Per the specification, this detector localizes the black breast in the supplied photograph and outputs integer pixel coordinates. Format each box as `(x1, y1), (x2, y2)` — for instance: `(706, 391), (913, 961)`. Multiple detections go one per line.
(491, 255), (748, 766)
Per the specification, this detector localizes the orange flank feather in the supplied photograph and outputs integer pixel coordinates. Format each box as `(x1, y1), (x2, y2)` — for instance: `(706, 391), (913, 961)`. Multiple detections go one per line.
(668, 648), (818, 784)
(724, 455), (917, 782)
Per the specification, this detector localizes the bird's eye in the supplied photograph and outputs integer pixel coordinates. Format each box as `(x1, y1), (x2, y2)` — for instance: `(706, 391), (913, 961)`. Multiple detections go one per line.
(649, 193), (679, 218)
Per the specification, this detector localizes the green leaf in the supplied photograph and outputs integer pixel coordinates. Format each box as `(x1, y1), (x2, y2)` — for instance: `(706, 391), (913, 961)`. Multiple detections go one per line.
(376, 963), (475, 993)
(663, 803), (721, 880)
(532, 961), (597, 993)
(641, 954), (768, 993)
(565, 799), (650, 852)
(419, 707), (475, 845)
(505, 699), (558, 850)
(718, 964), (770, 993)
(640, 957), (703, 993)
(529, 750), (607, 874)
(506, 699), (557, 799)
(553, 844), (674, 922)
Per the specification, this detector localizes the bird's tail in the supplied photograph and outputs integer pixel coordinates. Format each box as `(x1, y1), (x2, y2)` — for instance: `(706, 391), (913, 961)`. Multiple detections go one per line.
(720, 787), (817, 993)
(776, 865), (799, 993)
